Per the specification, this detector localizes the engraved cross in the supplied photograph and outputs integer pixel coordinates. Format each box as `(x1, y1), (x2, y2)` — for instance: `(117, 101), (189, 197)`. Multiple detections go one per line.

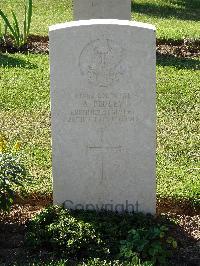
(87, 128), (122, 182)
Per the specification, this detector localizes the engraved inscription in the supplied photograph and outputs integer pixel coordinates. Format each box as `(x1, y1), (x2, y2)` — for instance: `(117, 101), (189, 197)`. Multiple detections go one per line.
(67, 92), (134, 124)
(79, 39), (126, 87)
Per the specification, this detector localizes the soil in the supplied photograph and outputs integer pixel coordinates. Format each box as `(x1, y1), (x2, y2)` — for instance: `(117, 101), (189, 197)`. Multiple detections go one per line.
(0, 36), (200, 58)
(156, 39), (200, 59)
(0, 195), (199, 265)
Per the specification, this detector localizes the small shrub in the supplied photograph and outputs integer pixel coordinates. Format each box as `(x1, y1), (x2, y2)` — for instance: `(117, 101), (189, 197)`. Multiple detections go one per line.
(0, 133), (27, 212)
(25, 207), (177, 265)
(25, 206), (109, 259)
(119, 226), (177, 265)
(69, 210), (156, 256)
(0, 152), (27, 212)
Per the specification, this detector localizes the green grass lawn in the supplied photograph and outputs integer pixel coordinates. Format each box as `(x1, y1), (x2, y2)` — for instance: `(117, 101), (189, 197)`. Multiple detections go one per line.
(0, 0), (200, 40)
(0, 53), (199, 202)
(133, 0), (200, 40)
(156, 56), (200, 203)
(0, 54), (51, 195)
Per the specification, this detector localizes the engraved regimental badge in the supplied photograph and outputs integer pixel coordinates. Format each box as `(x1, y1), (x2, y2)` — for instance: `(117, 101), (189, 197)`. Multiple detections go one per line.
(79, 39), (126, 87)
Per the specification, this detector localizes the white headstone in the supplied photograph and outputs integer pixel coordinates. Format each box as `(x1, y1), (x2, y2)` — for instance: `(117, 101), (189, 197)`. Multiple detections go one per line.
(73, 0), (131, 20)
(49, 20), (156, 214)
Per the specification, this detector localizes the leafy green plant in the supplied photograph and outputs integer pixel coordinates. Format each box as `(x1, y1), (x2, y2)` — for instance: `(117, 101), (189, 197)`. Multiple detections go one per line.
(0, 153), (27, 212)
(25, 206), (178, 265)
(0, 0), (32, 48)
(25, 206), (109, 258)
(119, 226), (177, 265)
(0, 133), (27, 212)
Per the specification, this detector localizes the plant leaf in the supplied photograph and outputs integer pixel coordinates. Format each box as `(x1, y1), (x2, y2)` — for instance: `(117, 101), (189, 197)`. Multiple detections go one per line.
(11, 10), (21, 47)
(24, 2), (27, 43)
(0, 9), (16, 38)
(27, 0), (32, 36)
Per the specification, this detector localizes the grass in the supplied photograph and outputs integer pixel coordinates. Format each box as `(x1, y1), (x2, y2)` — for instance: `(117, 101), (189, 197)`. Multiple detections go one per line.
(0, 0), (199, 40)
(156, 56), (200, 203)
(132, 0), (200, 40)
(0, 54), (52, 195)
(0, 53), (199, 203)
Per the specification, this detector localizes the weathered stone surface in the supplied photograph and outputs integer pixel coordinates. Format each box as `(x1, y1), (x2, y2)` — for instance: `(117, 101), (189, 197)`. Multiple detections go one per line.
(49, 20), (156, 213)
(73, 0), (131, 20)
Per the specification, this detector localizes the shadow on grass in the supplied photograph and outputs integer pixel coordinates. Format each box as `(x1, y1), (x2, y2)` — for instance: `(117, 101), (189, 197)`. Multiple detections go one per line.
(172, 0), (200, 9)
(0, 54), (37, 69)
(131, 0), (199, 21)
(157, 54), (200, 70)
